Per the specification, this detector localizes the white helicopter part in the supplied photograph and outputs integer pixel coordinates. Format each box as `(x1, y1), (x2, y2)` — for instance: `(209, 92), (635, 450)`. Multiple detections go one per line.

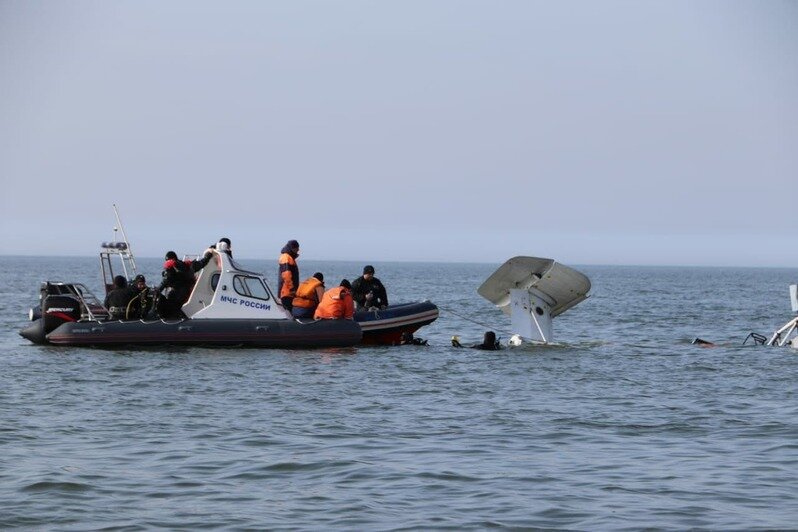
(478, 256), (591, 344)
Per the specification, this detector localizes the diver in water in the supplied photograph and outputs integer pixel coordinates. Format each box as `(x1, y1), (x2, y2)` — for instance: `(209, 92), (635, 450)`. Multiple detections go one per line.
(397, 332), (428, 346)
(452, 331), (502, 350)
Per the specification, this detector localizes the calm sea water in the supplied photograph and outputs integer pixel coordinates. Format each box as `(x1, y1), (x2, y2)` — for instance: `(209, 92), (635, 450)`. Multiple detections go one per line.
(1, 256), (796, 530)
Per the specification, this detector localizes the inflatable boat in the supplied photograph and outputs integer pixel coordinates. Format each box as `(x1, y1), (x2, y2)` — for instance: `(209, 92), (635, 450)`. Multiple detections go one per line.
(20, 248), (361, 348)
(355, 301), (439, 345)
(19, 205), (441, 348)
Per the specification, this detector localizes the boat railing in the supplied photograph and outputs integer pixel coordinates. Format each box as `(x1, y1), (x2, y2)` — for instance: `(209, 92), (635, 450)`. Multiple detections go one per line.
(100, 244), (137, 294)
(64, 283), (108, 321)
(98, 205), (138, 293)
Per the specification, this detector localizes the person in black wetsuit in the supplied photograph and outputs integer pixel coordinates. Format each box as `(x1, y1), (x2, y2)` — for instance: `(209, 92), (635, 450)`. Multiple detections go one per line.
(451, 331), (502, 350)
(156, 249), (214, 319)
(127, 274), (154, 320)
(104, 275), (136, 320)
(475, 331), (501, 350)
(351, 265), (389, 310)
(398, 332), (428, 345)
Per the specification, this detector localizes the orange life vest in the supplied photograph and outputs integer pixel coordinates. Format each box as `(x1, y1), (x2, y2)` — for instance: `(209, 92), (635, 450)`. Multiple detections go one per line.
(314, 287), (354, 320)
(278, 253), (298, 299)
(292, 277), (323, 309)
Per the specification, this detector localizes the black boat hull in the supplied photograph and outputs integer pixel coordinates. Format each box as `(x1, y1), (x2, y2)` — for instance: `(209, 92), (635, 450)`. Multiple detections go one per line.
(22, 318), (362, 348)
(355, 301), (439, 345)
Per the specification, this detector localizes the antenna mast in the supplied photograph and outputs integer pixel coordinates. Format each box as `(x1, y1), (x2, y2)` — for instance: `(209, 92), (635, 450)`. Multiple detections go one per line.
(113, 203), (137, 273)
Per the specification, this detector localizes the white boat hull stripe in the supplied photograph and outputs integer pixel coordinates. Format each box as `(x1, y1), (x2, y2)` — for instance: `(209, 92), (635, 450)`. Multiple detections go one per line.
(359, 310), (439, 331)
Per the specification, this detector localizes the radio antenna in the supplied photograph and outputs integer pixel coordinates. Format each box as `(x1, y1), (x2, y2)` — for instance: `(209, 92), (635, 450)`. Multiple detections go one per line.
(112, 203), (137, 273)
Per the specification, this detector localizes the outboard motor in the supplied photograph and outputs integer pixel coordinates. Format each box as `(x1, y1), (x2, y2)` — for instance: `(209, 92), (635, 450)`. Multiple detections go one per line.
(43, 295), (82, 331)
(20, 294), (82, 344)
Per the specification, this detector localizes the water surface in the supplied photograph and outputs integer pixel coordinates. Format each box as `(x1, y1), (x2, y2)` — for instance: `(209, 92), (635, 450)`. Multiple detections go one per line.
(1, 256), (796, 529)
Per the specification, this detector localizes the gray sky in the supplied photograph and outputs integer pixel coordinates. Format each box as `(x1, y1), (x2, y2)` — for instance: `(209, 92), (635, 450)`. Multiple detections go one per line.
(1, 1), (795, 266)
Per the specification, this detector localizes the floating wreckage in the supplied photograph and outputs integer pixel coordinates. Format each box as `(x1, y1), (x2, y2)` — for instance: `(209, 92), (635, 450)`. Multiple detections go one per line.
(748, 284), (798, 349)
(477, 256), (591, 346)
(694, 284), (798, 349)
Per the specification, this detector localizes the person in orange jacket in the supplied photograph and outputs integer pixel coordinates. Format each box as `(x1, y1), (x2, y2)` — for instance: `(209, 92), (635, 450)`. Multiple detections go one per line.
(278, 239), (300, 311)
(314, 279), (355, 320)
(291, 272), (325, 319)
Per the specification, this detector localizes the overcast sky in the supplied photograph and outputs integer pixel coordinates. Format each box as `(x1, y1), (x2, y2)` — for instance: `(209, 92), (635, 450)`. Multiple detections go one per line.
(1, 1), (795, 266)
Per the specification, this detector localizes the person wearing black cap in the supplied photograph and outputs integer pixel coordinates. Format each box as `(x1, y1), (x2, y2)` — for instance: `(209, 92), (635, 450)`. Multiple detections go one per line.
(156, 248), (214, 319)
(314, 279), (355, 320)
(351, 265), (389, 310)
(278, 239), (300, 311)
(127, 274), (154, 320)
(291, 272), (325, 319)
(156, 251), (192, 319)
(104, 275), (136, 320)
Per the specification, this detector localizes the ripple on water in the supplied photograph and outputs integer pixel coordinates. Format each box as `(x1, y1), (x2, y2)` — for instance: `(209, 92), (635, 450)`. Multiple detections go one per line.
(21, 481), (93, 494)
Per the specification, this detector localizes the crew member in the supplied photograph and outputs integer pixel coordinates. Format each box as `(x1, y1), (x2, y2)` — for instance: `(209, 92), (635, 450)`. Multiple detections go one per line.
(126, 274), (154, 320)
(217, 237), (232, 257)
(291, 272), (325, 319)
(351, 265), (389, 310)
(104, 275), (135, 321)
(314, 279), (355, 320)
(278, 239), (300, 311)
(157, 249), (213, 319)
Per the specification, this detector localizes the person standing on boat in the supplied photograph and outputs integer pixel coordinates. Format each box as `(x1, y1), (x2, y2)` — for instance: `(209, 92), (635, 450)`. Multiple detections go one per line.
(291, 272), (325, 319)
(104, 275), (136, 320)
(278, 239), (300, 312)
(314, 279), (355, 320)
(157, 249), (213, 319)
(351, 265), (389, 310)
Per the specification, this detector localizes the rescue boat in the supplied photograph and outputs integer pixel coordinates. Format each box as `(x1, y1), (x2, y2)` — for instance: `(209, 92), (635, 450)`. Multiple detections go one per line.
(20, 248), (361, 348)
(20, 205), (444, 347)
(355, 301), (439, 345)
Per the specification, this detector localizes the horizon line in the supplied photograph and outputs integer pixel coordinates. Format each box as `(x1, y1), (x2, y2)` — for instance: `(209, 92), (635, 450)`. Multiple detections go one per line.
(0, 253), (795, 270)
